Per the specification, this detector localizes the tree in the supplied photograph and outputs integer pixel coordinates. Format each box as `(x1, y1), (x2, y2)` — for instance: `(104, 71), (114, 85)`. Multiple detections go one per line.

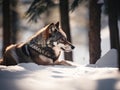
(88, 0), (102, 64)
(11, 0), (19, 44)
(2, 0), (19, 54)
(107, 0), (119, 49)
(2, 0), (12, 54)
(59, 0), (73, 61)
(107, 0), (120, 70)
(71, 0), (102, 64)
(25, 0), (55, 22)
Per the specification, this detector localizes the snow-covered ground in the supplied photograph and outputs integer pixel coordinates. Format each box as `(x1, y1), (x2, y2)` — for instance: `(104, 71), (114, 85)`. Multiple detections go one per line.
(0, 49), (120, 90)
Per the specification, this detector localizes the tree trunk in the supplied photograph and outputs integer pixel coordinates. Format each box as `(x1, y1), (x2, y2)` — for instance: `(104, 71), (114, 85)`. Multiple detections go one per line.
(89, 0), (102, 64)
(108, 0), (120, 70)
(108, 0), (119, 49)
(59, 0), (73, 61)
(2, 0), (19, 54)
(2, 0), (12, 54)
(11, 0), (19, 44)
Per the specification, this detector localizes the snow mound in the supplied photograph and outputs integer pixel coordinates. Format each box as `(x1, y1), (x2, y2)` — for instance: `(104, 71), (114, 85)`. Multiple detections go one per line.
(95, 49), (118, 67)
(0, 49), (119, 90)
(0, 63), (119, 90)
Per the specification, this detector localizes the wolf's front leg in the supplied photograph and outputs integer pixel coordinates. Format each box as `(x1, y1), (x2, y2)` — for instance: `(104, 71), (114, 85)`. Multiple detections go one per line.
(54, 60), (72, 66)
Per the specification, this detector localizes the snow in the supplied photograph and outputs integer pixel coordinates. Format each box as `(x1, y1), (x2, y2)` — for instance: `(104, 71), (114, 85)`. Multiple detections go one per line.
(96, 49), (118, 67)
(0, 49), (120, 90)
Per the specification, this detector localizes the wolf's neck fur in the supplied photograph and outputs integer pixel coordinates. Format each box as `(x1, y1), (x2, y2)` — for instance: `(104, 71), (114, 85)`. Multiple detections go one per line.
(27, 43), (60, 61)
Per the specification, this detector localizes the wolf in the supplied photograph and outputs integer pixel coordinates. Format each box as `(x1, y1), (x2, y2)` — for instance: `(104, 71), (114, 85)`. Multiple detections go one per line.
(0, 22), (75, 66)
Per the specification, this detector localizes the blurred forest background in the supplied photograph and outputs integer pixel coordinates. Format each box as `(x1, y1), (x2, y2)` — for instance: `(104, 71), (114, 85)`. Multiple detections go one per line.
(0, 0), (120, 66)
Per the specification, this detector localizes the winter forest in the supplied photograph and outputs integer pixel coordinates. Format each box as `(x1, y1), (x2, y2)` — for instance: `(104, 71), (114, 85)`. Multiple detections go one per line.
(0, 0), (120, 90)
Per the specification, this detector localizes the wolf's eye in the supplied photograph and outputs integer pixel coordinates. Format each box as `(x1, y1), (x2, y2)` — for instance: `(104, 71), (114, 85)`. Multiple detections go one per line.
(59, 38), (65, 43)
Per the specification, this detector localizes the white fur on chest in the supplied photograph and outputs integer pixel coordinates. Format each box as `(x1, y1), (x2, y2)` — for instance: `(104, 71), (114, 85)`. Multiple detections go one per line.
(53, 46), (61, 58)
(38, 46), (61, 64)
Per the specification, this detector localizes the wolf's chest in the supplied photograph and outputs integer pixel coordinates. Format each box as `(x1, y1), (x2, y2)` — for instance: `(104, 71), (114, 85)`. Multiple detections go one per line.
(53, 47), (61, 58)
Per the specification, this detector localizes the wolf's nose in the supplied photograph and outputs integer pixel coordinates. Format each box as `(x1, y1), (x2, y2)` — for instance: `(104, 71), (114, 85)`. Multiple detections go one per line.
(71, 46), (75, 49)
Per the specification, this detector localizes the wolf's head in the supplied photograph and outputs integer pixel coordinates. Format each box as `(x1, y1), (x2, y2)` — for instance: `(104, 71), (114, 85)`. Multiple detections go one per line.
(28, 22), (75, 52)
(46, 22), (75, 52)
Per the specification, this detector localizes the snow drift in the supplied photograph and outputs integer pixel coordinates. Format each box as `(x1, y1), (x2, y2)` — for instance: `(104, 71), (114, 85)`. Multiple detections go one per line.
(0, 49), (120, 90)
(96, 49), (118, 67)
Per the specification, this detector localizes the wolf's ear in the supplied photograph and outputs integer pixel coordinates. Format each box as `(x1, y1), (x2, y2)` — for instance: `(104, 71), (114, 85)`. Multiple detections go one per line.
(55, 21), (59, 28)
(45, 23), (54, 30)
(48, 23), (56, 34)
(47, 23), (55, 32)
(45, 23), (54, 36)
(48, 23), (54, 28)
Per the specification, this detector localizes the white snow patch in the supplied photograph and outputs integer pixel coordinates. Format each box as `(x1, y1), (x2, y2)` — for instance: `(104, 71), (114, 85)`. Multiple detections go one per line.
(0, 49), (120, 90)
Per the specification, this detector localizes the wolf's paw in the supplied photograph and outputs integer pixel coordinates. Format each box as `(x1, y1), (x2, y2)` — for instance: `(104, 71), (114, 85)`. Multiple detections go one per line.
(54, 60), (72, 66)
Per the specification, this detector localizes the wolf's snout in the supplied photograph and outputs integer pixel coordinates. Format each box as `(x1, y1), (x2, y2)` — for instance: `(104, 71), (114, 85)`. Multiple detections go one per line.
(71, 45), (75, 49)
